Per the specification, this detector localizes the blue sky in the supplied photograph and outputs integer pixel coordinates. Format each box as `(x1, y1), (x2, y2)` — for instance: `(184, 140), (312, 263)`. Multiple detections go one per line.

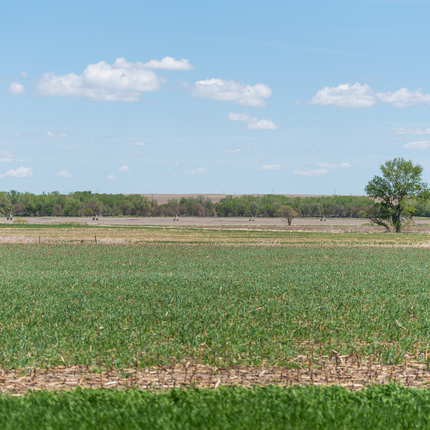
(1, 0), (430, 195)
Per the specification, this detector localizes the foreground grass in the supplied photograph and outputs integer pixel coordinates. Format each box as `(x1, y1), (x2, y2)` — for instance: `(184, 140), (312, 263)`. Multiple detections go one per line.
(1, 243), (430, 368)
(0, 385), (429, 429)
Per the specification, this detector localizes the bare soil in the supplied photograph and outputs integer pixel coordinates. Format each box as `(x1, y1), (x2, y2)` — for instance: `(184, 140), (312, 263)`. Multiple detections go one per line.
(2, 216), (370, 226)
(7, 216), (430, 227)
(2, 358), (428, 394)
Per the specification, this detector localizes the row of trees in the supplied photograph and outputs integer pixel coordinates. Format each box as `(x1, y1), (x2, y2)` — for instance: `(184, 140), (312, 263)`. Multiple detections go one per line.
(1, 158), (428, 234)
(0, 191), (376, 218)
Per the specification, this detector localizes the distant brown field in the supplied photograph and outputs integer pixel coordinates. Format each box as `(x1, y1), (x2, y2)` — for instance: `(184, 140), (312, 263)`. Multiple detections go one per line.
(138, 193), (334, 204)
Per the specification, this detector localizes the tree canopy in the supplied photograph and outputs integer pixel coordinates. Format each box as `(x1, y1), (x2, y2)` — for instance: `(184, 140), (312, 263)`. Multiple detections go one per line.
(363, 158), (430, 232)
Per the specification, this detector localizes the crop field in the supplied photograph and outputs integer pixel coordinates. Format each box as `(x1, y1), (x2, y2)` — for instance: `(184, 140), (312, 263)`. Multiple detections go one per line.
(2, 225), (430, 427)
(1, 237), (430, 370)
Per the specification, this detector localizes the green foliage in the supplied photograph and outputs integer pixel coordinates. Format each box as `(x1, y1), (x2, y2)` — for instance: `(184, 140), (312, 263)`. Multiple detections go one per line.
(0, 385), (430, 429)
(0, 191), (153, 217)
(0, 244), (429, 369)
(364, 158), (430, 232)
(0, 190), (376, 218)
(215, 194), (374, 218)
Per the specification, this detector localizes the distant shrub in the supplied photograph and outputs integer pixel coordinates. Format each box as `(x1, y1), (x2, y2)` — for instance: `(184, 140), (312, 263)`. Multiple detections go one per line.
(13, 217), (28, 224)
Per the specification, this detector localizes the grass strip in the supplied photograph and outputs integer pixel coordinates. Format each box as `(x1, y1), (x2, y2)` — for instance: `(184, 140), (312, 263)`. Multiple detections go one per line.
(0, 384), (429, 429)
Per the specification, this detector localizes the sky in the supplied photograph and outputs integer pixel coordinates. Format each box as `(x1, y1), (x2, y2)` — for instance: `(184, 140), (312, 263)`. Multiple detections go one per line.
(1, 0), (430, 195)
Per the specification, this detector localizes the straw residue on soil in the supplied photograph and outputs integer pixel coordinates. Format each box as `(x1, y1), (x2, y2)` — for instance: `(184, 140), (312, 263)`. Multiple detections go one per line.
(2, 357), (430, 394)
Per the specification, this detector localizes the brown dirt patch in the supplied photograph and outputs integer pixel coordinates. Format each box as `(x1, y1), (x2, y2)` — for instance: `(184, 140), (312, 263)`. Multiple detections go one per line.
(2, 358), (429, 394)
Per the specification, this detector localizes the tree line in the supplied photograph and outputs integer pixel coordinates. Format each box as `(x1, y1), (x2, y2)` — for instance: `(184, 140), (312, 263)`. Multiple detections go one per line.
(0, 190), (378, 218)
(1, 177), (428, 222)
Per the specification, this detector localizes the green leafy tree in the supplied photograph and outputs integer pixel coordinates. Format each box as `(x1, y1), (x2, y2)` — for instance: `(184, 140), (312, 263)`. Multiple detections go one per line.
(364, 158), (430, 233)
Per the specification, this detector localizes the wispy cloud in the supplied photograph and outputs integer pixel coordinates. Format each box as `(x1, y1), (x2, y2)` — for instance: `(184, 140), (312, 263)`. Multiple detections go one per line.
(184, 167), (209, 175)
(315, 162), (351, 168)
(0, 150), (14, 163)
(132, 141), (145, 146)
(107, 174), (120, 180)
(258, 164), (282, 171)
(56, 170), (73, 178)
(191, 79), (272, 107)
(403, 141), (430, 149)
(119, 165), (130, 172)
(293, 168), (329, 176)
(391, 127), (430, 135)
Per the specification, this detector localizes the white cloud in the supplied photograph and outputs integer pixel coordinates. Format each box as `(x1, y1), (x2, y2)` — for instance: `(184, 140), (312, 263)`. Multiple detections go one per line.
(293, 168), (329, 176)
(306, 83), (375, 108)
(35, 58), (162, 102)
(9, 82), (25, 95)
(135, 150), (143, 155)
(46, 131), (54, 138)
(228, 112), (277, 129)
(184, 167), (209, 175)
(191, 79), (272, 107)
(403, 141), (430, 150)
(119, 165), (130, 172)
(132, 141), (145, 146)
(228, 113), (251, 122)
(247, 119), (277, 130)
(392, 127), (430, 135)
(0, 150), (14, 163)
(223, 149), (241, 154)
(139, 56), (194, 70)
(307, 83), (430, 109)
(0, 166), (33, 178)
(377, 88), (430, 107)
(20, 71), (28, 78)
(315, 162), (351, 168)
(56, 170), (73, 178)
(65, 147), (74, 151)
(258, 164), (282, 171)
(107, 174), (120, 180)
(58, 133), (67, 139)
